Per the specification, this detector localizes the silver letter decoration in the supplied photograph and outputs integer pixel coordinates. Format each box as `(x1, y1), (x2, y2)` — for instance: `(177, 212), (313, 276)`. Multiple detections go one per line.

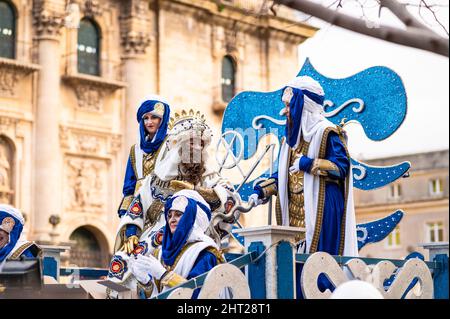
(215, 131), (244, 170)
(167, 264), (251, 299)
(252, 115), (286, 130)
(356, 226), (369, 242)
(301, 252), (433, 299)
(352, 164), (367, 181)
(323, 98), (365, 118)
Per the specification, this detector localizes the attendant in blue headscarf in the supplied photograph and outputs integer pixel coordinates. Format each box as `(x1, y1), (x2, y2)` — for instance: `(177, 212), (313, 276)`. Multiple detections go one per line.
(130, 190), (225, 299)
(117, 96), (171, 254)
(248, 76), (358, 297)
(0, 204), (41, 272)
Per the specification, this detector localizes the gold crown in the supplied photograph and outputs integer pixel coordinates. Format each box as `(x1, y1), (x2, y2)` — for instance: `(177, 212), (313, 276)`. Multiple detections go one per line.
(0, 217), (15, 234)
(169, 109), (206, 130)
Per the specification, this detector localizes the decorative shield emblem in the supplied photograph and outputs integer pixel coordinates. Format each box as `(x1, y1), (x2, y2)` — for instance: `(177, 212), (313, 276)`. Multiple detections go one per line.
(108, 255), (128, 281)
(133, 241), (149, 256)
(126, 195), (143, 220)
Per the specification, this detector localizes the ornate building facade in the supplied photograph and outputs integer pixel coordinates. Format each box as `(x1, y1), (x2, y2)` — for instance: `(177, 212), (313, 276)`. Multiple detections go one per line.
(354, 150), (449, 260)
(0, 0), (316, 267)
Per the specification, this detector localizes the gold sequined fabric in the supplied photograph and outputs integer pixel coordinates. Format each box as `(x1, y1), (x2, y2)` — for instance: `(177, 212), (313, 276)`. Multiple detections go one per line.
(144, 200), (165, 231)
(143, 152), (157, 177)
(286, 138), (309, 235)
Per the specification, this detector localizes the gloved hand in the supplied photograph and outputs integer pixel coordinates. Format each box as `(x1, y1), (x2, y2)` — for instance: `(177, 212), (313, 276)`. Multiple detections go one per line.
(134, 254), (167, 281)
(121, 235), (139, 255)
(130, 257), (152, 284)
(310, 159), (333, 176)
(289, 155), (303, 174)
(248, 193), (263, 207)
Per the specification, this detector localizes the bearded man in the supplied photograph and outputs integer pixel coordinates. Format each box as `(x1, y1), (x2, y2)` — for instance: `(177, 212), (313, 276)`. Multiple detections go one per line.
(107, 110), (235, 295)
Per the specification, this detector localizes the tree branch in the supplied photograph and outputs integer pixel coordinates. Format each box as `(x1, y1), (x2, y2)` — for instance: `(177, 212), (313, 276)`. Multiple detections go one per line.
(379, 0), (432, 31)
(274, 0), (449, 57)
(420, 0), (449, 36)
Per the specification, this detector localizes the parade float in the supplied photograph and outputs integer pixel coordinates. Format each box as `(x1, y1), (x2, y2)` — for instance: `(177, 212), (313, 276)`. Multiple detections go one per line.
(0, 59), (448, 300)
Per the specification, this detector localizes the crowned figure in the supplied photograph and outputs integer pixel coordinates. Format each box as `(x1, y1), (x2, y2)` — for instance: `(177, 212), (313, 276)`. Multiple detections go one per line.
(107, 109), (235, 296)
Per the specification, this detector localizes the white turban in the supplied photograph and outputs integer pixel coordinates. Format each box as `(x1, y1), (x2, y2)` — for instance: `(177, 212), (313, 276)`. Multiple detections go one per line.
(0, 204), (25, 226)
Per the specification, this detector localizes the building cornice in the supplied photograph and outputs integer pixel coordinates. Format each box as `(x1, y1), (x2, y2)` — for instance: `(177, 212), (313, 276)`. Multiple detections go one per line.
(62, 72), (127, 112)
(63, 72), (127, 91)
(159, 0), (318, 42)
(0, 58), (41, 98)
(0, 58), (41, 74)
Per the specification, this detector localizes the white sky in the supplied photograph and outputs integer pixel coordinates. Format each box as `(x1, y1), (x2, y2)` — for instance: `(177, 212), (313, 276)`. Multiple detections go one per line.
(295, 2), (449, 160)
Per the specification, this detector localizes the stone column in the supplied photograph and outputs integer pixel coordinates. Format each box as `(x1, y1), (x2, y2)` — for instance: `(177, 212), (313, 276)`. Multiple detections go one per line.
(119, 0), (152, 159)
(234, 225), (304, 299)
(32, 2), (65, 242)
(122, 57), (151, 155)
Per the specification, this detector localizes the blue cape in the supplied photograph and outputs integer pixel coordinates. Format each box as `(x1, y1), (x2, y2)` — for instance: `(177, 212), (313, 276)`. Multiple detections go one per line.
(137, 100), (171, 154)
(0, 211), (24, 263)
(161, 196), (211, 267)
(285, 87), (325, 148)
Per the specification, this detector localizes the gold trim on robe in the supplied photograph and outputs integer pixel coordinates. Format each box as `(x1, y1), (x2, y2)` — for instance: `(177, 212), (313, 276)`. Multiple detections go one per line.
(309, 127), (350, 254)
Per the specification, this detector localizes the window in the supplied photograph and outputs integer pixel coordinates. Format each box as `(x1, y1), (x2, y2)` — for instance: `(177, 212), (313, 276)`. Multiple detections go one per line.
(221, 55), (236, 103)
(388, 183), (402, 199)
(426, 222), (444, 243)
(386, 226), (401, 248)
(429, 178), (443, 196)
(0, 1), (16, 59)
(77, 18), (100, 76)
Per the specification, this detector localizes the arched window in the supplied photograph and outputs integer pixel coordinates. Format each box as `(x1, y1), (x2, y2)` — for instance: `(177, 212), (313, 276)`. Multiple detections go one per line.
(77, 18), (100, 76)
(69, 226), (108, 268)
(0, 1), (16, 59)
(221, 55), (236, 103)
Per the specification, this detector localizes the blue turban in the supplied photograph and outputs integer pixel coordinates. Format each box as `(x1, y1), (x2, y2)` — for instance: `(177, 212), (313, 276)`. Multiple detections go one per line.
(136, 100), (171, 154)
(161, 196), (211, 267)
(0, 210), (24, 263)
(285, 87), (325, 148)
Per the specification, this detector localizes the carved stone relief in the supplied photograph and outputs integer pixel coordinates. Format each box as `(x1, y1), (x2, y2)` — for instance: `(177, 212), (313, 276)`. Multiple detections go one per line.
(76, 134), (101, 154)
(0, 68), (19, 97)
(63, 74), (126, 112)
(0, 59), (40, 98)
(83, 0), (102, 18)
(109, 134), (122, 155)
(119, 0), (152, 55)
(32, 0), (66, 37)
(66, 157), (107, 212)
(59, 125), (122, 157)
(0, 117), (17, 136)
(0, 137), (13, 205)
(74, 83), (104, 112)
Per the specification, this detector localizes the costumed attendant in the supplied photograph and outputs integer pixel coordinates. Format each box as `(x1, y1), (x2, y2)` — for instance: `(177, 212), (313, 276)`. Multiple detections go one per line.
(248, 76), (358, 296)
(130, 190), (226, 299)
(0, 204), (41, 272)
(117, 96), (171, 254)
